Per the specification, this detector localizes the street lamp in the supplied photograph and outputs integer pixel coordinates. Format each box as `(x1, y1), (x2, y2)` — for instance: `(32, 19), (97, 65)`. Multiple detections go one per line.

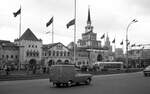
(126, 19), (138, 71)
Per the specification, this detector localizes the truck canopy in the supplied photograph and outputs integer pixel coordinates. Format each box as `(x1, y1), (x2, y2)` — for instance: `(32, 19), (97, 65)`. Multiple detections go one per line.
(49, 65), (76, 83)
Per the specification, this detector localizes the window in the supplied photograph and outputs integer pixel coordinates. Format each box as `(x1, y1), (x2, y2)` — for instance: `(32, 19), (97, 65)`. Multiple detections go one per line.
(49, 51), (51, 56)
(26, 51), (29, 57)
(68, 52), (70, 56)
(60, 51), (63, 56)
(6, 55), (9, 58)
(16, 55), (18, 59)
(2, 55), (4, 58)
(37, 52), (39, 57)
(53, 51), (55, 56)
(30, 51), (32, 56)
(29, 45), (31, 48)
(11, 55), (13, 58)
(35, 45), (37, 48)
(64, 51), (66, 56)
(56, 51), (59, 56)
(32, 45), (34, 48)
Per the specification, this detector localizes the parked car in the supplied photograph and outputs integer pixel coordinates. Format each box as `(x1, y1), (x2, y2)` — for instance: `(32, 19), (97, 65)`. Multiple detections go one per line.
(143, 65), (150, 77)
(49, 65), (92, 87)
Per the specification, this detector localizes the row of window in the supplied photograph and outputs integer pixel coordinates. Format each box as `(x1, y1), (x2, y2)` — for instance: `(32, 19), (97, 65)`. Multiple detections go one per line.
(77, 61), (88, 65)
(26, 51), (39, 57)
(2, 55), (18, 59)
(28, 45), (37, 48)
(43, 51), (70, 57)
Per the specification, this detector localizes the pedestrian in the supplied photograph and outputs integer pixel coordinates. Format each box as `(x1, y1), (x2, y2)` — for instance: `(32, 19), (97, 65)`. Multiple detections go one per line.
(4, 65), (9, 75)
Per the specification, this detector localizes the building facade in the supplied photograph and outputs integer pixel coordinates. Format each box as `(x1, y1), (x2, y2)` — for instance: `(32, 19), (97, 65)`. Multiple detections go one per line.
(128, 48), (150, 68)
(42, 42), (71, 67)
(74, 7), (114, 67)
(14, 28), (43, 68)
(77, 8), (101, 49)
(0, 40), (19, 69)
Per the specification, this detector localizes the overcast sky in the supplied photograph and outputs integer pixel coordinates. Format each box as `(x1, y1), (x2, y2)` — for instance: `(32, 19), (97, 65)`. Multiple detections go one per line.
(0, 0), (150, 49)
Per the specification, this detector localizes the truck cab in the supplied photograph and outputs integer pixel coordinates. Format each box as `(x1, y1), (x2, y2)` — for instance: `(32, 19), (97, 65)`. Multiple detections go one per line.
(49, 65), (92, 87)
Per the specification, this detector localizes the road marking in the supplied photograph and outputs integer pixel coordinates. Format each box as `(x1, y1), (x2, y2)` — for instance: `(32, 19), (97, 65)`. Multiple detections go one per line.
(93, 72), (141, 78)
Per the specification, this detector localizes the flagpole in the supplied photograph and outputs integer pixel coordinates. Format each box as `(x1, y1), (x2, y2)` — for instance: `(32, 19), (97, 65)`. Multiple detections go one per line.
(104, 33), (106, 46)
(52, 16), (54, 43)
(19, 5), (21, 39)
(74, 0), (76, 65)
(19, 5), (22, 70)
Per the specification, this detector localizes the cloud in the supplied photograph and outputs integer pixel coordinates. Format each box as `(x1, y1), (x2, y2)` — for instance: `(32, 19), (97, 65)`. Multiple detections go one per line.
(125, 0), (150, 15)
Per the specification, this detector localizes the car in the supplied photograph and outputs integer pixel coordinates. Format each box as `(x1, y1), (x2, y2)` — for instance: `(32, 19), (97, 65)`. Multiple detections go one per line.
(143, 65), (150, 77)
(49, 64), (92, 87)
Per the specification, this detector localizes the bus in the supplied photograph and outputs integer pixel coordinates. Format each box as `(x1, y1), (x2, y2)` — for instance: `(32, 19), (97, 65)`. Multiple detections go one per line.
(95, 62), (124, 70)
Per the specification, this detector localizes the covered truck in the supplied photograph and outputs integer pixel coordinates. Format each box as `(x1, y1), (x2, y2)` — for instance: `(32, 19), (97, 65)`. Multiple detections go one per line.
(49, 65), (92, 87)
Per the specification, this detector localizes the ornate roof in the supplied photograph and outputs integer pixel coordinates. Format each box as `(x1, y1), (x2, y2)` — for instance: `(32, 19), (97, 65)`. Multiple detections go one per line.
(19, 28), (39, 41)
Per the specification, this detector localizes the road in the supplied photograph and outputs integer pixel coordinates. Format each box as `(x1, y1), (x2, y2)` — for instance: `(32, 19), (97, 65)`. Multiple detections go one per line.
(0, 72), (150, 94)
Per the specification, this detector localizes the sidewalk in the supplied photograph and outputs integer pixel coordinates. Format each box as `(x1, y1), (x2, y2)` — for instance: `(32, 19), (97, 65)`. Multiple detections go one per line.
(0, 70), (49, 81)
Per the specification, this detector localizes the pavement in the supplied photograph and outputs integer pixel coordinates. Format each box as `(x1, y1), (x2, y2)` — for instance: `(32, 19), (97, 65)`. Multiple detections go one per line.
(0, 72), (150, 94)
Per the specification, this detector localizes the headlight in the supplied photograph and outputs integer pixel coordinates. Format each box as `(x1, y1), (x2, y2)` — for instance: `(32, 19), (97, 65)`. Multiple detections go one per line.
(145, 67), (150, 70)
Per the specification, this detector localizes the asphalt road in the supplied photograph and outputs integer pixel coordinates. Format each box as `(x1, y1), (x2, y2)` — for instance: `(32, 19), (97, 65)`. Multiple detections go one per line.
(0, 72), (150, 94)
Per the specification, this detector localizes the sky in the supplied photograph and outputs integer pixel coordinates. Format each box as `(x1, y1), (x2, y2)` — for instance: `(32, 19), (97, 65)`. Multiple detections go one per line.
(0, 0), (150, 50)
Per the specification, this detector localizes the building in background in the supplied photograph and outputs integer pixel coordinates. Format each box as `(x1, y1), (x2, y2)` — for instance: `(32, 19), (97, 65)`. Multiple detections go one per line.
(14, 28), (43, 69)
(0, 7), (117, 69)
(42, 42), (71, 67)
(0, 40), (19, 69)
(128, 48), (150, 68)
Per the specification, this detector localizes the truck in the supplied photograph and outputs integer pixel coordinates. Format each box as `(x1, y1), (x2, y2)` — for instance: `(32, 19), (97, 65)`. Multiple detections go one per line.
(49, 65), (92, 87)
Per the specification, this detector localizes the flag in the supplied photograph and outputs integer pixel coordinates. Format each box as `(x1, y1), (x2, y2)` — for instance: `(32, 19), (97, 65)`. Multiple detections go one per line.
(101, 34), (105, 39)
(66, 19), (75, 28)
(132, 19), (138, 23)
(46, 31), (51, 34)
(127, 41), (130, 46)
(13, 8), (21, 17)
(120, 40), (123, 45)
(131, 44), (135, 47)
(112, 38), (115, 43)
(46, 17), (53, 27)
(137, 44), (142, 47)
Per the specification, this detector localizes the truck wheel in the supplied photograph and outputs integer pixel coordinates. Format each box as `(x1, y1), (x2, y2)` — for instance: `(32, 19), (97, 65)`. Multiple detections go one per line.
(144, 73), (147, 77)
(85, 78), (91, 85)
(67, 81), (72, 87)
(56, 83), (60, 87)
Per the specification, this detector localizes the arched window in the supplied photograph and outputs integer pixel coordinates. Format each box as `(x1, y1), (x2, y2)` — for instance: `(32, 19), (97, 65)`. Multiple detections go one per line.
(64, 51), (66, 56)
(26, 50), (29, 57)
(53, 51), (55, 56)
(45, 52), (47, 56)
(56, 51), (59, 56)
(33, 50), (36, 56)
(49, 51), (51, 56)
(60, 51), (63, 56)
(68, 52), (70, 56)
(36, 51), (39, 57)
(30, 51), (32, 56)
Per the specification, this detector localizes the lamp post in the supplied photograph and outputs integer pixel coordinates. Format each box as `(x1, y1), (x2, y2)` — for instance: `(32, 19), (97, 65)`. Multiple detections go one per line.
(126, 19), (138, 71)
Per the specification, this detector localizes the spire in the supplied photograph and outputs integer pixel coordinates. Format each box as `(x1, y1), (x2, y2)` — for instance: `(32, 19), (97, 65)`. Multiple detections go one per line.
(87, 6), (91, 24)
(106, 32), (109, 40)
(105, 32), (110, 47)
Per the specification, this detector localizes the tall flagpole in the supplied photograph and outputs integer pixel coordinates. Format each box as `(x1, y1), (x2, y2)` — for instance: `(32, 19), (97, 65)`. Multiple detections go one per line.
(19, 5), (21, 39)
(52, 16), (54, 43)
(74, 0), (76, 64)
(19, 5), (22, 70)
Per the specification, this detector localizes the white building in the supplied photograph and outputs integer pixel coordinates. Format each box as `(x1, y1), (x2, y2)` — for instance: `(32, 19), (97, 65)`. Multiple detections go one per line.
(42, 42), (71, 67)
(14, 28), (42, 68)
